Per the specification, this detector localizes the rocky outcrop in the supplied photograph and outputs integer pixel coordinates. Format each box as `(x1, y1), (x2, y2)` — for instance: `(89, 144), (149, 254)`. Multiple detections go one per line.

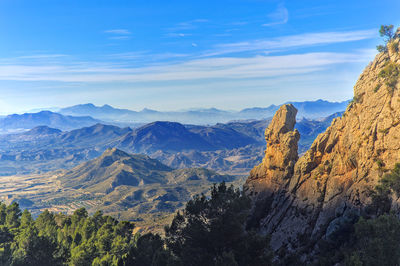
(245, 104), (299, 196)
(244, 31), (400, 260)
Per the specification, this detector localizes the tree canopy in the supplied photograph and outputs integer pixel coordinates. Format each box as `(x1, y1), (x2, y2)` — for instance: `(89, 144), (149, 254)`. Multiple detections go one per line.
(0, 182), (272, 266)
(165, 182), (272, 266)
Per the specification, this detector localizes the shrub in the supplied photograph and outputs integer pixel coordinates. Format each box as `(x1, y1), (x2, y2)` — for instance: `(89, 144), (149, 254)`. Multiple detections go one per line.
(389, 40), (399, 53)
(380, 163), (400, 196)
(377, 45), (387, 53)
(346, 214), (400, 266)
(379, 61), (400, 89)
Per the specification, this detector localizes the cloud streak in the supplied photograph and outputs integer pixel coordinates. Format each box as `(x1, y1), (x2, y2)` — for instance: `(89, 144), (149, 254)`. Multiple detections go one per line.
(263, 4), (289, 27)
(203, 29), (376, 57)
(104, 29), (131, 35)
(165, 33), (192, 38)
(0, 29), (376, 109)
(0, 50), (374, 83)
(104, 29), (132, 40)
(166, 19), (209, 33)
(14, 54), (68, 59)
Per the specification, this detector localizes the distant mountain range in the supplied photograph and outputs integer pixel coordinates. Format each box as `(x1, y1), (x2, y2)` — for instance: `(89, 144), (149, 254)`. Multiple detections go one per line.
(56, 99), (349, 124)
(117, 121), (259, 153)
(60, 104), (136, 121)
(0, 99), (349, 134)
(0, 111), (342, 176)
(0, 111), (101, 134)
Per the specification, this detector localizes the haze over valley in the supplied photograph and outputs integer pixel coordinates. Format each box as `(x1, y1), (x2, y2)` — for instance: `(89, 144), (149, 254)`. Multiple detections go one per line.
(0, 100), (344, 175)
(0, 99), (346, 232)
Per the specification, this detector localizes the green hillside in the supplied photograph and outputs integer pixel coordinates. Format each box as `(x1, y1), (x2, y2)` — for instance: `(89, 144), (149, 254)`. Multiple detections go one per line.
(5, 148), (240, 233)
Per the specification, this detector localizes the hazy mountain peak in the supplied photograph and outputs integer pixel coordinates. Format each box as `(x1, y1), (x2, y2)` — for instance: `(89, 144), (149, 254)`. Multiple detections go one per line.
(141, 108), (158, 113)
(69, 103), (97, 109)
(54, 99), (350, 124)
(0, 110), (100, 132)
(26, 126), (62, 135)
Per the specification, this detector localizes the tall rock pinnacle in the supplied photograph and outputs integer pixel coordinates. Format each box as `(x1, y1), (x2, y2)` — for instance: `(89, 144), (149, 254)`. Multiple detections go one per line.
(245, 104), (299, 196)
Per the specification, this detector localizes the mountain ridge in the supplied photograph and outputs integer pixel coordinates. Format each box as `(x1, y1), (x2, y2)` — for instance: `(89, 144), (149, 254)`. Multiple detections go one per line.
(0, 110), (101, 133)
(59, 148), (174, 193)
(55, 99), (350, 124)
(0, 112), (343, 176)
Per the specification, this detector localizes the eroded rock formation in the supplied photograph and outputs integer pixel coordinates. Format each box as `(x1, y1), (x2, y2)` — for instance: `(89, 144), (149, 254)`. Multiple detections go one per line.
(245, 104), (299, 195)
(244, 30), (400, 260)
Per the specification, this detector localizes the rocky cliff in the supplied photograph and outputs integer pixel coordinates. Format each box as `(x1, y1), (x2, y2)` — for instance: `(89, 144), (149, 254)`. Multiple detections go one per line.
(244, 30), (400, 260)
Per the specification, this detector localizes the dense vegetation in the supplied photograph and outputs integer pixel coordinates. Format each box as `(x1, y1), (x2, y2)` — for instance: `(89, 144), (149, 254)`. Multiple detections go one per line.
(316, 163), (400, 266)
(165, 183), (272, 266)
(0, 182), (272, 266)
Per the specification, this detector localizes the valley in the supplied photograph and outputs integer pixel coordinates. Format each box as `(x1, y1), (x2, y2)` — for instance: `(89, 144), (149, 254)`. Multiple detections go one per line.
(0, 100), (346, 233)
(0, 148), (242, 233)
(0, 109), (342, 176)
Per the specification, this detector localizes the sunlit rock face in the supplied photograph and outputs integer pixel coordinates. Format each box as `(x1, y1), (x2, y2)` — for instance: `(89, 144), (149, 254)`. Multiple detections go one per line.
(244, 33), (400, 259)
(245, 104), (299, 196)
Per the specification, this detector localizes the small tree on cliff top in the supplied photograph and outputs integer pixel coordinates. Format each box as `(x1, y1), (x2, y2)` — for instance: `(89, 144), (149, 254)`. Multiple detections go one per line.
(380, 25), (395, 41)
(377, 25), (395, 52)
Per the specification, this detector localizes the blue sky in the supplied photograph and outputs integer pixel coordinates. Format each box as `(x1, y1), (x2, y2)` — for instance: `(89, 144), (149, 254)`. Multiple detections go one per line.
(0, 0), (399, 114)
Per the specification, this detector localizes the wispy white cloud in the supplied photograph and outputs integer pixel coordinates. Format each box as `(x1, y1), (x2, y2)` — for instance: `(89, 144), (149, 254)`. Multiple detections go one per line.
(165, 33), (192, 38)
(0, 46), (374, 113)
(0, 28), (377, 106)
(230, 21), (248, 26)
(292, 5), (337, 19)
(104, 29), (131, 35)
(202, 29), (376, 57)
(0, 54), (69, 65)
(150, 53), (190, 61)
(191, 19), (208, 23)
(109, 36), (131, 40)
(104, 29), (132, 40)
(0, 50), (374, 83)
(213, 33), (232, 37)
(166, 19), (209, 32)
(109, 51), (189, 62)
(14, 54), (68, 59)
(263, 4), (289, 27)
(108, 51), (150, 60)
